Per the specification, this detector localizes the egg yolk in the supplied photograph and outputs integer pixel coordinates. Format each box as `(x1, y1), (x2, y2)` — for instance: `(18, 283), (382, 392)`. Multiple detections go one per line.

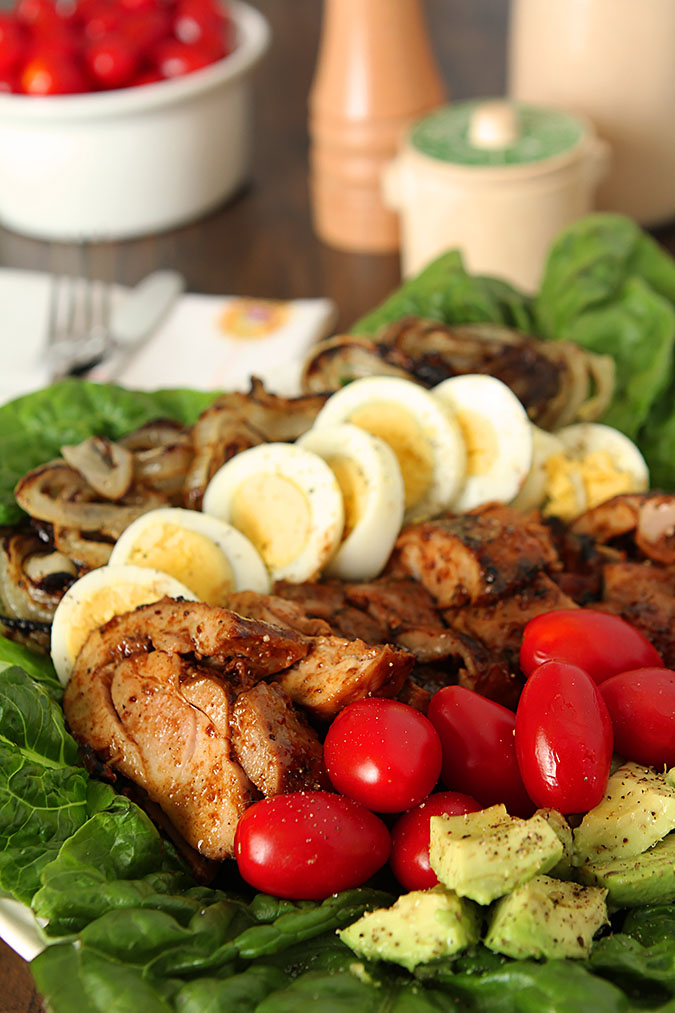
(543, 449), (635, 522)
(348, 401), (432, 510)
(579, 450), (637, 510)
(231, 473), (310, 568)
(543, 454), (586, 522)
(66, 582), (169, 665)
(123, 523), (234, 605)
(325, 454), (370, 541)
(455, 409), (498, 477)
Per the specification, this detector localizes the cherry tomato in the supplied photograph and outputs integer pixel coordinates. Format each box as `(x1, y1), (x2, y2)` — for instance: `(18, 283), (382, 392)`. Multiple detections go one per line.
(85, 32), (138, 88)
(515, 659), (613, 814)
(0, 15), (27, 74)
(20, 48), (88, 94)
(520, 609), (664, 684)
(323, 698), (442, 813)
(599, 667), (675, 769)
(427, 685), (534, 817)
(119, 7), (170, 53)
(234, 791), (391, 900)
(390, 790), (482, 891)
(152, 36), (215, 78)
(15, 0), (61, 30)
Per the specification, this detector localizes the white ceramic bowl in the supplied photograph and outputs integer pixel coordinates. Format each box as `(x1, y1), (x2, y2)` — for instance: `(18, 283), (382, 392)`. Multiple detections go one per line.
(0, 1), (270, 240)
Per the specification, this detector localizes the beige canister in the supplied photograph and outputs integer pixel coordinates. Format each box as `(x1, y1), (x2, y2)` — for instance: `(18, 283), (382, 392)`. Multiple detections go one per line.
(508, 0), (675, 226)
(383, 100), (609, 292)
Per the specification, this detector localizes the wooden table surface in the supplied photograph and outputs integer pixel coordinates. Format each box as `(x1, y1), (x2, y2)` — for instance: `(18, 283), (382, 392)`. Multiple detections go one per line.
(2, 1), (674, 1009)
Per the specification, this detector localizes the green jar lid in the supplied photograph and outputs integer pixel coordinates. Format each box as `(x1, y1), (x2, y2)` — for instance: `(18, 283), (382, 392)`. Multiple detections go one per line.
(410, 101), (586, 167)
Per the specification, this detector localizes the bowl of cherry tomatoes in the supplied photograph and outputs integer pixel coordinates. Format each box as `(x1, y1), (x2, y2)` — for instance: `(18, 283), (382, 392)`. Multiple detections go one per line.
(0, 0), (270, 239)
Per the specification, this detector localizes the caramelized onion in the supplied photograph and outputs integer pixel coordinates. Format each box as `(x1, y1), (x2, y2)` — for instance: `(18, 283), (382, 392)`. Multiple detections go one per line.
(61, 436), (134, 501)
(15, 462), (164, 539)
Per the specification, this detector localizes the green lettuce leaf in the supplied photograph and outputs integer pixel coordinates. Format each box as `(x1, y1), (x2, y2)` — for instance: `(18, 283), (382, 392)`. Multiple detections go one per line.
(349, 250), (515, 335)
(555, 277), (675, 440)
(0, 379), (221, 525)
(536, 213), (675, 340)
(0, 634), (61, 698)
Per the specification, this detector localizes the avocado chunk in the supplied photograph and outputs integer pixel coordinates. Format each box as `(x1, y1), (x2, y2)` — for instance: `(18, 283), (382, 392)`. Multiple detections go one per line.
(573, 762), (675, 866)
(429, 804), (563, 905)
(535, 808), (575, 879)
(339, 886), (481, 972)
(578, 831), (675, 908)
(484, 874), (608, 960)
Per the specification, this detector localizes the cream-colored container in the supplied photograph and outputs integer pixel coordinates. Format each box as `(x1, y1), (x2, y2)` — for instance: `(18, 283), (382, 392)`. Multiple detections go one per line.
(508, 0), (675, 226)
(383, 100), (609, 292)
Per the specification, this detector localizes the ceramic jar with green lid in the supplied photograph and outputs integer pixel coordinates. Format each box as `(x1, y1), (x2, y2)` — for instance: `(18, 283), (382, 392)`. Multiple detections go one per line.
(382, 99), (609, 292)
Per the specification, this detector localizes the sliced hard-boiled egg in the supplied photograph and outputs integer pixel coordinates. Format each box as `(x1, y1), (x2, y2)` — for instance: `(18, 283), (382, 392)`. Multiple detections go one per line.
(551, 422), (649, 519)
(510, 427), (565, 513)
(108, 507), (270, 604)
(51, 564), (197, 686)
(433, 374), (533, 511)
(202, 442), (345, 583)
(311, 376), (466, 521)
(297, 423), (405, 581)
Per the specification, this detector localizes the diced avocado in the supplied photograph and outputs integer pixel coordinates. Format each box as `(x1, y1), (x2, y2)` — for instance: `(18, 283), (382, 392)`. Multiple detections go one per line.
(339, 886), (481, 973)
(573, 762), (675, 866)
(429, 804), (563, 905)
(578, 832), (675, 908)
(535, 808), (575, 879)
(484, 874), (608, 960)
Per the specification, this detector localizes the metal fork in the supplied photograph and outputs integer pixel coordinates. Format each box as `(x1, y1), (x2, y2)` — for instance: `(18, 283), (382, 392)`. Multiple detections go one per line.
(46, 243), (112, 381)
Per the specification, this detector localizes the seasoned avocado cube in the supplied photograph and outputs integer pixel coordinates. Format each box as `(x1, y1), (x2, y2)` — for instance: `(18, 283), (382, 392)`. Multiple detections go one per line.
(429, 805), (563, 905)
(578, 832), (675, 908)
(535, 808), (575, 879)
(339, 887), (481, 972)
(484, 874), (608, 960)
(573, 762), (675, 866)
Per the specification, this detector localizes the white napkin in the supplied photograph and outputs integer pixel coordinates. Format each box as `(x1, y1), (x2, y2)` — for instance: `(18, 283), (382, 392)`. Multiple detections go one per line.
(0, 268), (337, 404)
(0, 268), (53, 403)
(94, 291), (338, 396)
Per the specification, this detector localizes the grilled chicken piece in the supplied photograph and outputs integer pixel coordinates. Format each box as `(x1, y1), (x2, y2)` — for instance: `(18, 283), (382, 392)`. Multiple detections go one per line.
(443, 573), (577, 667)
(395, 625), (519, 709)
(572, 492), (675, 565)
(600, 561), (675, 667)
(69, 597), (309, 687)
(184, 378), (328, 510)
(274, 579), (388, 644)
(66, 649), (257, 860)
(393, 504), (558, 608)
(226, 590), (332, 637)
(63, 598), (314, 859)
(277, 636), (414, 719)
(344, 577), (440, 634)
(231, 681), (328, 795)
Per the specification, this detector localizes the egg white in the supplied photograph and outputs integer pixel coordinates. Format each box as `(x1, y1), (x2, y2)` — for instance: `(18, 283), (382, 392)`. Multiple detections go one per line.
(311, 376), (466, 521)
(109, 506), (270, 604)
(51, 564), (197, 686)
(510, 426), (566, 513)
(202, 442), (345, 584)
(433, 374), (533, 511)
(297, 423), (405, 581)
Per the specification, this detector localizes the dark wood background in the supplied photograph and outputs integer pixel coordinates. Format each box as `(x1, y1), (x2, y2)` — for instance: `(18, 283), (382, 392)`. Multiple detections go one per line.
(2, 0), (674, 1009)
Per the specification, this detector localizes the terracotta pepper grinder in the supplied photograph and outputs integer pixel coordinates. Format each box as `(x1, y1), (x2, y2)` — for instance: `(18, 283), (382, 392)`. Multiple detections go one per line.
(308, 0), (446, 254)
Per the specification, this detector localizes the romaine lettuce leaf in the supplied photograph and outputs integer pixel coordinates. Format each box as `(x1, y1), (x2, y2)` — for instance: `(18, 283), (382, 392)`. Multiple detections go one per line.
(349, 250), (525, 335)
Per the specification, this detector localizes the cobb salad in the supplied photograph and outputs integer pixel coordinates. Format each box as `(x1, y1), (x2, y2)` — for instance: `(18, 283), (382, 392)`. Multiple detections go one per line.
(1, 213), (675, 1012)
